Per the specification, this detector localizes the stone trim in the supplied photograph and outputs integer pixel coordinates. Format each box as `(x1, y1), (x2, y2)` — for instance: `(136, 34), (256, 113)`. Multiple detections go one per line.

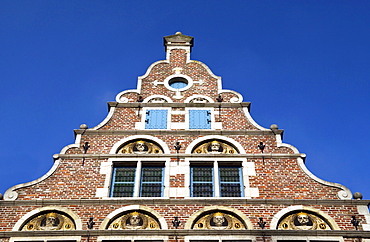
(107, 102), (251, 108)
(99, 205), (168, 230)
(218, 89), (243, 103)
(12, 206), (82, 231)
(10, 236), (81, 242)
(296, 157), (353, 200)
(91, 107), (116, 130)
(185, 135), (247, 154)
(1, 199), (369, 207)
(270, 205), (340, 230)
(1, 229), (370, 238)
(184, 205), (254, 229)
(109, 135), (171, 154)
(73, 129), (282, 136)
(54, 153), (305, 159)
(3, 159), (61, 201)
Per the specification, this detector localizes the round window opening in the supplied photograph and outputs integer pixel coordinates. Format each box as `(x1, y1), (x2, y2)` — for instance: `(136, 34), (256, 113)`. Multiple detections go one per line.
(169, 77), (188, 89)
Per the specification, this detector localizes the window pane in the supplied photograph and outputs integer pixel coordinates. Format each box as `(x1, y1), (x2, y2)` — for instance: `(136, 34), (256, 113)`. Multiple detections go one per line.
(140, 167), (163, 197)
(192, 167), (213, 181)
(191, 166), (213, 197)
(111, 167), (136, 197)
(219, 167), (243, 197)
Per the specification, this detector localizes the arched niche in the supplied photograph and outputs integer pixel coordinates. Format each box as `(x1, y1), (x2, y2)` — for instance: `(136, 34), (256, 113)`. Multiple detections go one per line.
(185, 136), (246, 154)
(271, 205), (340, 230)
(100, 205), (167, 230)
(13, 206), (82, 231)
(110, 135), (170, 154)
(192, 140), (239, 154)
(184, 95), (214, 103)
(184, 206), (253, 230)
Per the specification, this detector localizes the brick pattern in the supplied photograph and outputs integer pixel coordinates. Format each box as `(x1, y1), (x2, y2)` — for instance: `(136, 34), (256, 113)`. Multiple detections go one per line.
(0, 204), (364, 231)
(1, 38), (362, 241)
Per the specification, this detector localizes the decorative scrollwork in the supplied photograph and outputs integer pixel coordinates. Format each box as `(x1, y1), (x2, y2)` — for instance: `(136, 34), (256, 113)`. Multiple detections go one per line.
(108, 211), (160, 230)
(21, 212), (75, 231)
(117, 140), (163, 154)
(192, 140), (238, 154)
(193, 211), (245, 230)
(278, 211), (331, 230)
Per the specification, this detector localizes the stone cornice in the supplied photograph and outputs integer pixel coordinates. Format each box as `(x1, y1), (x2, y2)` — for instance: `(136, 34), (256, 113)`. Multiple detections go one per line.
(74, 129), (284, 136)
(1, 199), (369, 207)
(1, 229), (370, 238)
(107, 101), (251, 109)
(53, 153), (304, 159)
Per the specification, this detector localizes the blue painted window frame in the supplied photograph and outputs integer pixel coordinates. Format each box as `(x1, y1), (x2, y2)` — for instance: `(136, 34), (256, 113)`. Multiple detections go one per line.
(190, 166), (214, 197)
(190, 163), (244, 197)
(110, 166), (136, 197)
(110, 163), (165, 197)
(219, 166), (244, 197)
(140, 166), (164, 197)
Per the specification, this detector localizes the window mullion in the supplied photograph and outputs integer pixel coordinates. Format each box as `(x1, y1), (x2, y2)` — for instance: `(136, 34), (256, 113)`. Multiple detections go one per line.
(134, 160), (142, 197)
(214, 161), (220, 197)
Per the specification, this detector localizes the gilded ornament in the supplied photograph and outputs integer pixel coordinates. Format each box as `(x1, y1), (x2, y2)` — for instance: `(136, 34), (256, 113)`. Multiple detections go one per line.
(107, 211), (160, 230)
(193, 211), (245, 230)
(277, 211), (331, 230)
(21, 212), (75, 231)
(117, 140), (163, 154)
(192, 140), (238, 154)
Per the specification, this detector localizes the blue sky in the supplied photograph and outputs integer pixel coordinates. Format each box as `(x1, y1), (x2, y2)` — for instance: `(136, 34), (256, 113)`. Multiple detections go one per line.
(0, 1), (369, 199)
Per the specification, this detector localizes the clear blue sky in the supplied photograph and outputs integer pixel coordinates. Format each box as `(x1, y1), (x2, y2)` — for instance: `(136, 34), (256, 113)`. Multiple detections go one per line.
(0, 1), (369, 199)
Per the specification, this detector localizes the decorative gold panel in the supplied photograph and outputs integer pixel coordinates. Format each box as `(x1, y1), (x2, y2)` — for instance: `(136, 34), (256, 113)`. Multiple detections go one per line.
(108, 211), (160, 230)
(278, 212), (331, 230)
(21, 212), (75, 231)
(193, 212), (246, 230)
(117, 140), (163, 154)
(192, 140), (238, 154)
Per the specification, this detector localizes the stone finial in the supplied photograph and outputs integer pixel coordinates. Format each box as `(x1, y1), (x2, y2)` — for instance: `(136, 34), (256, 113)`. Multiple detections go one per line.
(270, 124), (279, 130)
(353, 192), (363, 200)
(163, 32), (194, 52)
(80, 124), (88, 129)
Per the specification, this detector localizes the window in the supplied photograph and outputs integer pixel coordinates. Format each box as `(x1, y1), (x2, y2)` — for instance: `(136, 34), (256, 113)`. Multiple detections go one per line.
(190, 162), (243, 197)
(189, 109), (211, 129)
(145, 109), (168, 129)
(169, 77), (188, 89)
(110, 162), (164, 197)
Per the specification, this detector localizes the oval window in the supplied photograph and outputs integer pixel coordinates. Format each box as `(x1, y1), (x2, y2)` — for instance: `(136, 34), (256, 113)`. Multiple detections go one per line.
(169, 77), (188, 89)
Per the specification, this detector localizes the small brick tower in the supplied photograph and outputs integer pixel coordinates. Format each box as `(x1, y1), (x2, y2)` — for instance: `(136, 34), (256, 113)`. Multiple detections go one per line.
(1, 32), (369, 242)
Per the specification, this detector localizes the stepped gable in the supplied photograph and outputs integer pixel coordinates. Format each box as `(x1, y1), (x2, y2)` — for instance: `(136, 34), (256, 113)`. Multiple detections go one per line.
(1, 33), (368, 242)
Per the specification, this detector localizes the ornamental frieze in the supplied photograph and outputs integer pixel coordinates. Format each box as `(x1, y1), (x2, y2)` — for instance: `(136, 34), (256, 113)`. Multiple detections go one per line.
(192, 211), (246, 230)
(117, 140), (163, 154)
(192, 140), (238, 154)
(21, 212), (75, 231)
(107, 211), (160, 230)
(278, 211), (331, 230)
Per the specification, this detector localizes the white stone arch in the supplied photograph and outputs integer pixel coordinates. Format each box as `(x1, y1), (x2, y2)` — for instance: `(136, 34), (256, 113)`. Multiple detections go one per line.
(185, 135), (246, 154)
(184, 95), (214, 103)
(143, 95), (173, 103)
(184, 205), (253, 229)
(99, 205), (168, 230)
(12, 206), (82, 231)
(109, 135), (170, 154)
(270, 205), (340, 230)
